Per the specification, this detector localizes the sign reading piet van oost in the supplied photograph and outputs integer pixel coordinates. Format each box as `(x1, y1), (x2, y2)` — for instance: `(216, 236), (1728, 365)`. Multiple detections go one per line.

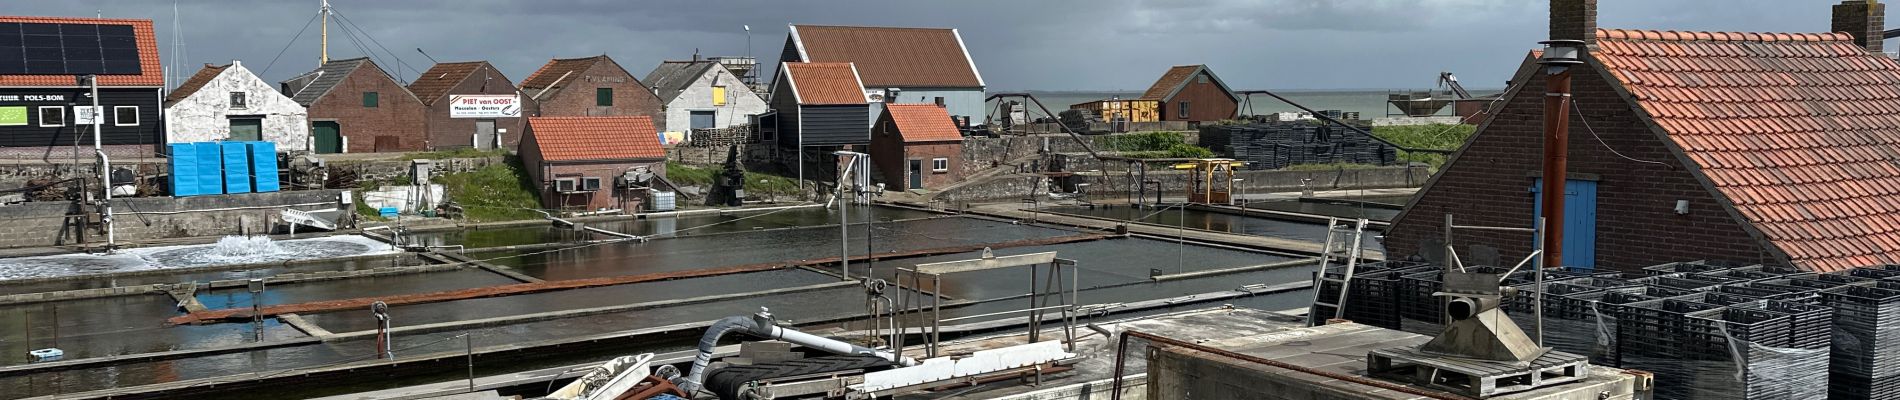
(0, 107), (25, 126)
(448, 94), (521, 118)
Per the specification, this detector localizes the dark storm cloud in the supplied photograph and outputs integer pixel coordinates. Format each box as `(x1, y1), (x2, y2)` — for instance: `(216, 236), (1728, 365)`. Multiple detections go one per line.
(8, 0), (1857, 91)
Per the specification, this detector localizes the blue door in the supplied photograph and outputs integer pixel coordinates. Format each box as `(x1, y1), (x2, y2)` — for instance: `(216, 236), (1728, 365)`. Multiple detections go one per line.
(1532, 179), (1598, 269)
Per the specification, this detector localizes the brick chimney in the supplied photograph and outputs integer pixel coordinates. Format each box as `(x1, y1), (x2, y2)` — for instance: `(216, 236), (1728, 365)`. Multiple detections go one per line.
(1551, 0), (1598, 44)
(1834, 0), (1886, 53)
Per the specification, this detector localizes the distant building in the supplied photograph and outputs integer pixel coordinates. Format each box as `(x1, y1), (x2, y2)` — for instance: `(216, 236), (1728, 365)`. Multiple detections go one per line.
(781, 24), (985, 127)
(1386, 0), (1900, 273)
(164, 61), (308, 151)
(408, 61), (527, 151)
(519, 55), (665, 129)
(642, 59), (768, 144)
(520, 116), (666, 212)
(1071, 98), (1161, 124)
(280, 57), (427, 153)
(763, 62), (870, 183)
(0, 16), (164, 158)
(869, 104), (964, 191)
(1140, 65), (1238, 123)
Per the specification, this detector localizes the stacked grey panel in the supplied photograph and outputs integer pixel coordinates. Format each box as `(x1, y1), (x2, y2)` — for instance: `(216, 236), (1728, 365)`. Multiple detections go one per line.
(1197, 122), (1398, 169)
(1822, 284), (1900, 400)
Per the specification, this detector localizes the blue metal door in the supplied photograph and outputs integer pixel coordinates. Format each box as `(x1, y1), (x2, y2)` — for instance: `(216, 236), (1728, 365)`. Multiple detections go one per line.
(1532, 179), (1598, 269)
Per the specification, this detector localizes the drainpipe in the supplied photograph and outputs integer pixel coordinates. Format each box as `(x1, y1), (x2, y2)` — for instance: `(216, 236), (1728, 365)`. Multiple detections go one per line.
(88, 75), (115, 250)
(1538, 40), (1583, 269)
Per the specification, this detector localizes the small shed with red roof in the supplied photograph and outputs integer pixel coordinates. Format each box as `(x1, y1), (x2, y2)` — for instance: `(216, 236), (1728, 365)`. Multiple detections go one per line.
(520, 115), (667, 212)
(869, 103), (964, 190)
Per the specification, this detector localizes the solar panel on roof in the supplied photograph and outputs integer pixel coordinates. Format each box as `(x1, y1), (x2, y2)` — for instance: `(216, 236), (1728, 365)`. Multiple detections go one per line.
(0, 22), (141, 76)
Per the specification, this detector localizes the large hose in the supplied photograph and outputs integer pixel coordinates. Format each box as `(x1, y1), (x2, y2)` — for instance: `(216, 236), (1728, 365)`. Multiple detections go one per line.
(676, 310), (918, 394)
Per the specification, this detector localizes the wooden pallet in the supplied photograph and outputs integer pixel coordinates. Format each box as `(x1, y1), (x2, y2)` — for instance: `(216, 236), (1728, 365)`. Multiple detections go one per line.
(1366, 347), (1590, 398)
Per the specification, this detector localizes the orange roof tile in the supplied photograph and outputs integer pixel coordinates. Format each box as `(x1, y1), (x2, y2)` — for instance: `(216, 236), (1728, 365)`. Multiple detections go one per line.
(1593, 27), (1900, 272)
(408, 61), (494, 106)
(0, 16), (162, 87)
(884, 104), (962, 143)
(782, 62), (865, 105)
(527, 116), (663, 162)
(164, 63), (227, 103)
(790, 25), (982, 88)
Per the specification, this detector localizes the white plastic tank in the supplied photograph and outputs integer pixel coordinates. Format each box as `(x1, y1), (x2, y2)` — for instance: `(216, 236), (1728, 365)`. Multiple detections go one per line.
(651, 191), (676, 212)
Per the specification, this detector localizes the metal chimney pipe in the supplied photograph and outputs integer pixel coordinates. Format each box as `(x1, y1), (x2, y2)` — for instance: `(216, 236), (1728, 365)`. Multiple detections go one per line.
(1538, 40), (1583, 269)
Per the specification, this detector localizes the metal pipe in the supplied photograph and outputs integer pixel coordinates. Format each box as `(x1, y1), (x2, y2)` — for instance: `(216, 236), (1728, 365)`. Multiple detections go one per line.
(678, 311), (918, 394)
(1538, 40), (1583, 270)
(89, 75), (113, 249)
(1109, 330), (1472, 400)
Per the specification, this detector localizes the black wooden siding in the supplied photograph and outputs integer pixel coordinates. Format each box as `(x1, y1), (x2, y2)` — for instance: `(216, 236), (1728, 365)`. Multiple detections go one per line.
(0, 87), (162, 148)
(797, 105), (868, 146)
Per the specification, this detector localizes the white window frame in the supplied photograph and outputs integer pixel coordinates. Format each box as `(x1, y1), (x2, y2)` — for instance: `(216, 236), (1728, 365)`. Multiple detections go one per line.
(37, 106), (64, 127)
(932, 158), (949, 173)
(113, 106), (139, 127)
(555, 178), (577, 193)
(581, 177), (602, 192)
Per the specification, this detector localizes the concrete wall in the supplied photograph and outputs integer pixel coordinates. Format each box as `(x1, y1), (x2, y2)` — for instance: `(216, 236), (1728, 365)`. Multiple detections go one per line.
(325, 155), (506, 184)
(164, 62), (311, 151)
(958, 132), (1202, 177)
(0, 189), (345, 248)
(1147, 346), (1373, 400)
(659, 67), (768, 134)
(935, 165), (1429, 204)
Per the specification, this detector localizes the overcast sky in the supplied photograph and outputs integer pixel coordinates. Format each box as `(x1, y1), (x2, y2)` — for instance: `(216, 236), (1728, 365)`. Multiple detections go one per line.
(15, 0), (1869, 91)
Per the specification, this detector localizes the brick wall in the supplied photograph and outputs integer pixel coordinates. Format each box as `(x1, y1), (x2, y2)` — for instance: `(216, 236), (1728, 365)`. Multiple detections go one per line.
(307, 68), (427, 153)
(1833, 0), (1886, 53)
(1382, 61), (1774, 273)
(420, 65), (529, 151)
(1551, 0), (1598, 43)
(0, 189), (345, 248)
(532, 59), (666, 129)
(530, 159), (665, 212)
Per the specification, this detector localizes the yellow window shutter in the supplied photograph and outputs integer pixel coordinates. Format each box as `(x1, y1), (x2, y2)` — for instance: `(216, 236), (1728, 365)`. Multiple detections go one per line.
(712, 86), (727, 106)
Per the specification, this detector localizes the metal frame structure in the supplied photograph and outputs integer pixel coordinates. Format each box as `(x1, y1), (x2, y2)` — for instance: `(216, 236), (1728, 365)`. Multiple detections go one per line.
(1440, 213), (1550, 345)
(891, 250), (1079, 359)
(1308, 217), (1370, 325)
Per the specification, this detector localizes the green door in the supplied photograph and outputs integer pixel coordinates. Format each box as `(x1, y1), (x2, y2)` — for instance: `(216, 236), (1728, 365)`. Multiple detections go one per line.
(229, 118), (262, 141)
(312, 121), (341, 153)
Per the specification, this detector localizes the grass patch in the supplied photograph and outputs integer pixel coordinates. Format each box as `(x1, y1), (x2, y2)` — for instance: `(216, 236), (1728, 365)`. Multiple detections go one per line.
(403, 148), (508, 160)
(665, 161), (718, 186)
(666, 161), (801, 200)
(1101, 131), (1216, 159)
(435, 159), (544, 222)
(1371, 123), (1476, 169)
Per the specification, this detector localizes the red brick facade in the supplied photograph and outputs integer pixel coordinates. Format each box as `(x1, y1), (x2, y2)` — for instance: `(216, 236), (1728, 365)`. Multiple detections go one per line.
(1383, 61), (1774, 273)
(417, 64), (529, 151)
(868, 137), (962, 190)
(306, 67), (427, 153)
(529, 58), (665, 129)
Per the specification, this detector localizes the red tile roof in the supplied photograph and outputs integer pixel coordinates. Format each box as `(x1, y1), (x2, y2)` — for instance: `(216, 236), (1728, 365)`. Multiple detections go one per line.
(884, 104), (962, 143)
(527, 116), (663, 162)
(782, 62), (866, 105)
(164, 63), (227, 103)
(408, 61), (490, 106)
(1592, 28), (1900, 272)
(521, 56), (604, 94)
(790, 25), (982, 88)
(0, 16), (162, 87)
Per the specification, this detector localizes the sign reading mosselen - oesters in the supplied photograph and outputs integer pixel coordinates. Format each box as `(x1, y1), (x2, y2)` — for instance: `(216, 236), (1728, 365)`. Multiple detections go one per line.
(448, 94), (522, 118)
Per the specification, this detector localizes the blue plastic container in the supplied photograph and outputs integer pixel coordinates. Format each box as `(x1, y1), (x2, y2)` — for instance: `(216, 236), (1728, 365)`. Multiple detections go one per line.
(220, 141), (252, 194)
(192, 143), (223, 195)
(167, 143), (200, 196)
(248, 141), (280, 192)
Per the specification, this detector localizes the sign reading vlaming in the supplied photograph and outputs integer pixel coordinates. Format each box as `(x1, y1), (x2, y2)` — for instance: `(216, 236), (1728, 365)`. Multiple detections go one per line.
(449, 95), (521, 118)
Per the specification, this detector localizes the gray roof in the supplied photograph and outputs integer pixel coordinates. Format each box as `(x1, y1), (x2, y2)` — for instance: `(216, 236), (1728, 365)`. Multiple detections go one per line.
(642, 61), (720, 103)
(281, 57), (408, 106)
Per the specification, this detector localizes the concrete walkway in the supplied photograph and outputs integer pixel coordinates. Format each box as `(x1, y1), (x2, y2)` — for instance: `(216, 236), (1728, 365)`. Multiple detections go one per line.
(954, 202), (1384, 259)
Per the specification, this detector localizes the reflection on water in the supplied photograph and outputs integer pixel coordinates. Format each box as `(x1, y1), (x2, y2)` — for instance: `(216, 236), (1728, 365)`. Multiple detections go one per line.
(0, 235), (396, 280)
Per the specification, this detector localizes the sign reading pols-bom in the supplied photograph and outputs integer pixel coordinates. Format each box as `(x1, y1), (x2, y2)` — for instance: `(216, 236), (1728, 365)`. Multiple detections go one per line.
(448, 94), (522, 118)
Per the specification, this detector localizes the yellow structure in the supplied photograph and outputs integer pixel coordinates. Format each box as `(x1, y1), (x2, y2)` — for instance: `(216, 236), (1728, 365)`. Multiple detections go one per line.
(1173, 158), (1244, 204)
(1071, 99), (1160, 123)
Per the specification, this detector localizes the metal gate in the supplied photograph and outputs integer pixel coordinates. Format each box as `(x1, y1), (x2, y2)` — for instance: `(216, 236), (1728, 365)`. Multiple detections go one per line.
(474, 119), (496, 149)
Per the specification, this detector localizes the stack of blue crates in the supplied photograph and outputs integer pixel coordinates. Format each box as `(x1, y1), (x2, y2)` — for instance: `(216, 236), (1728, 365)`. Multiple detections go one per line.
(168, 141), (282, 197)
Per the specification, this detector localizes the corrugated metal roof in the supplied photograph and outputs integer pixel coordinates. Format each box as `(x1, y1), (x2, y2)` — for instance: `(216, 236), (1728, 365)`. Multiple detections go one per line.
(790, 25), (982, 88)
(783, 62), (865, 105)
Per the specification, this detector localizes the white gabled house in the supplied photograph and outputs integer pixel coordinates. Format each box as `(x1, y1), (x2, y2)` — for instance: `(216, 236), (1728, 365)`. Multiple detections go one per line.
(642, 59), (770, 144)
(164, 60), (310, 151)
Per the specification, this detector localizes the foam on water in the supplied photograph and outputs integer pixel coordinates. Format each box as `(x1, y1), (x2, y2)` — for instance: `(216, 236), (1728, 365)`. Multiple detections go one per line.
(0, 235), (399, 280)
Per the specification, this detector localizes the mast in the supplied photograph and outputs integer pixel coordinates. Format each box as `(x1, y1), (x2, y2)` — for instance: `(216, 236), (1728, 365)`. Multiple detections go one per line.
(320, 0), (330, 66)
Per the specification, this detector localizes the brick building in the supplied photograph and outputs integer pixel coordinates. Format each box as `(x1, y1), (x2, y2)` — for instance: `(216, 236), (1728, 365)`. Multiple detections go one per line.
(781, 25), (985, 126)
(520, 116), (666, 212)
(1386, 0), (1900, 273)
(280, 57), (426, 153)
(1140, 65), (1237, 123)
(869, 104), (963, 191)
(408, 61), (526, 151)
(519, 55), (664, 129)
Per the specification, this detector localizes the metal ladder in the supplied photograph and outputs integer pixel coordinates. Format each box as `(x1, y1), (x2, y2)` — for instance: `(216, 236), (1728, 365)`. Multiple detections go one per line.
(1308, 217), (1369, 326)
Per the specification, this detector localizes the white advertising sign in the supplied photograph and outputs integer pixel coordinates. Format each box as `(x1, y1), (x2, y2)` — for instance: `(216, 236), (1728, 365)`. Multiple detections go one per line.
(74, 106), (104, 125)
(448, 94), (522, 118)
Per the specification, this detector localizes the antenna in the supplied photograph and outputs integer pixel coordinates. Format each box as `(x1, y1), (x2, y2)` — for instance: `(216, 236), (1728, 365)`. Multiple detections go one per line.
(416, 48), (439, 64)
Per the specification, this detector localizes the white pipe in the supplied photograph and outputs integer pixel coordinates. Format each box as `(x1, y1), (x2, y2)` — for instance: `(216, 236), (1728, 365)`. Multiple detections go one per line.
(90, 75), (114, 249)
